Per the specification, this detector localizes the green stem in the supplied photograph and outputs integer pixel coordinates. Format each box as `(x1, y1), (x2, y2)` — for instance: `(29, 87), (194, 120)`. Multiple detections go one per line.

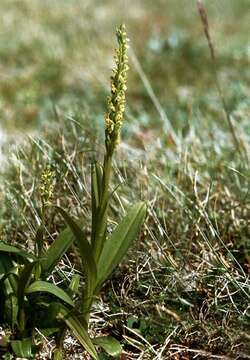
(85, 152), (113, 326)
(18, 308), (26, 338)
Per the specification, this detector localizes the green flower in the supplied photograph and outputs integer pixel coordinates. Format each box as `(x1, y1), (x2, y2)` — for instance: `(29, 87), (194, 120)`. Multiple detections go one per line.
(105, 24), (129, 153)
(40, 167), (55, 207)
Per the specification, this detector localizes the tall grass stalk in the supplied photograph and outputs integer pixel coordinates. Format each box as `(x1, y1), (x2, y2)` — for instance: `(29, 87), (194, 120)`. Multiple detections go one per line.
(197, 0), (248, 164)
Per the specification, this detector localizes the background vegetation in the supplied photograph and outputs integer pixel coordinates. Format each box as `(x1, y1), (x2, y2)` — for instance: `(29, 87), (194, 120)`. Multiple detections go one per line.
(0, 0), (249, 358)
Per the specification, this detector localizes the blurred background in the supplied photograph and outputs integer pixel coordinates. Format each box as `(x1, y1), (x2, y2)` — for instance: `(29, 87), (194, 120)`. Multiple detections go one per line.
(0, 0), (249, 137)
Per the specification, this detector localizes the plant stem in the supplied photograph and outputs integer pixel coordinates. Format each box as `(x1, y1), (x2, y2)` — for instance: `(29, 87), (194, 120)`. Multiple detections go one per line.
(85, 153), (112, 325)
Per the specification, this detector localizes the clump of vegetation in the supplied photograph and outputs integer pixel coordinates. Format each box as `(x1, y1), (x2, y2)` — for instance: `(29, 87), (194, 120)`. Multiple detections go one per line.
(0, 25), (146, 359)
(0, 1), (249, 359)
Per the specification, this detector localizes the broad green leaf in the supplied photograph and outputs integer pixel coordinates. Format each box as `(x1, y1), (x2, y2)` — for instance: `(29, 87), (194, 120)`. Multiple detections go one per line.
(55, 207), (97, 317)
(25, 280), (74, 307)
(11, 338), (33, 358)
(0, 242), (20, 253)
(0, 242), (34, 260)
(57, 305), (98, 360)
(41, 225), (74, 275)
(93, 336), (122, 357)
(96, 202), (146, 289)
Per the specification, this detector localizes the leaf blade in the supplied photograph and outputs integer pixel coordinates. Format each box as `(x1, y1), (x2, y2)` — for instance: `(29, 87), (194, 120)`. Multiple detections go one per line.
(25, 280), (74, 307)
(55, 207), (97, 318)
(93, 336), (122, 357)
(41, 225), (74, 275)
(57, 305), (98, 360)
(11, 338), (33, 358)
(55, 207), (97, 280)
(96, 202), (146, 289)
(0, 241), (34, 260)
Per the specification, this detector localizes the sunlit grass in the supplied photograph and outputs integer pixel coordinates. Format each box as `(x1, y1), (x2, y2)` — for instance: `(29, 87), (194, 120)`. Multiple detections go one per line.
(0, 0), (249, 358)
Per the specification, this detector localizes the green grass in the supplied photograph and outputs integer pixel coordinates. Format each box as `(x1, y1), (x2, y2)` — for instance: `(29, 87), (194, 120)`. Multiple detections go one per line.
(0, 0), (249, 359)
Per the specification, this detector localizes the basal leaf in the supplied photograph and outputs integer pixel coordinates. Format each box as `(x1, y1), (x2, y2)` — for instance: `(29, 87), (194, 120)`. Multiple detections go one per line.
(0, 242), (21, 253)
(96, 202), (146, 289)
(11, 338), (33, 358)
(25, 280), (74, 307)
(55, 207), (97, 317)
(0, 242), (34, 261)
(57, 305), (98, 360)
(93, 336), (122, 357)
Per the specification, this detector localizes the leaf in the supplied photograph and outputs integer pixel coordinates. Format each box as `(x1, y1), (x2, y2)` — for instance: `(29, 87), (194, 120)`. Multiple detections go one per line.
(91, 161), (103, 249)
(4, 273), (18, 295)
(11, 338), (33, 358)
(0, 242), (34, 260)
(55, 207), (97, 280)
(41, 225), (74, 275)
(96, 202), (146, 289)
(57, 305), (98, 360)
(1, 271), (19, 327)
(55, 207), (97, 317)
(17, 261), (37, 305)
(91, 161), (101, 213)
(0, 242), (23, 253)
(25, 281), (74, 307)
(93, 336), (122, 357)
(69, 274), (80, 296)
(4, 292), (18, 328)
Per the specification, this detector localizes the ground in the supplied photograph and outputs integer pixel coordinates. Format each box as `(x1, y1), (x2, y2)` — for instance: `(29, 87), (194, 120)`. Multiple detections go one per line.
(0, 0), (249, 359)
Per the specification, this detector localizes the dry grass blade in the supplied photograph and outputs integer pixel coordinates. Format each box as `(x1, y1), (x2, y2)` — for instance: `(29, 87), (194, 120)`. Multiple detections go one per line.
(197, 0), (248, 164)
